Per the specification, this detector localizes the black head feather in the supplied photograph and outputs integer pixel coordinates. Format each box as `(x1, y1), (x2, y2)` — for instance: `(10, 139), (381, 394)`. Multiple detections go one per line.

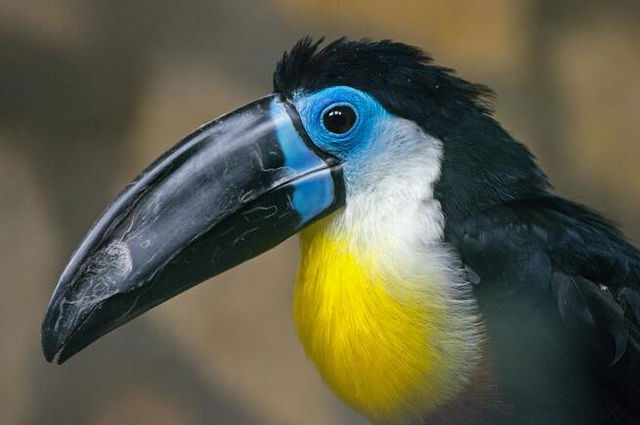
(274, 37), (550, 222)
(274, 36), (495, 124)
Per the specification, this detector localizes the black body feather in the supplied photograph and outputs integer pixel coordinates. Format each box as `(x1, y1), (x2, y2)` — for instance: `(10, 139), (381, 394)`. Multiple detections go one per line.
(450, 197), (640, 425)
(274, 37), (640, 425)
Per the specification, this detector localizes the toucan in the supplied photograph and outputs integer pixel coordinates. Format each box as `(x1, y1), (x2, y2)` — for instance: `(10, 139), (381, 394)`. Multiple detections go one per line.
(42, 38), (640, 425)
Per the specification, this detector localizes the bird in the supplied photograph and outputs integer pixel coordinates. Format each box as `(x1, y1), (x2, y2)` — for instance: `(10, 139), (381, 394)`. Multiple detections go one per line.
(41, 37), (640, 425)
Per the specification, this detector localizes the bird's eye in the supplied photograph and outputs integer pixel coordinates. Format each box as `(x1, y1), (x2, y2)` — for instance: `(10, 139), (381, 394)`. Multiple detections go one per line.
(322, 105), (356, 134)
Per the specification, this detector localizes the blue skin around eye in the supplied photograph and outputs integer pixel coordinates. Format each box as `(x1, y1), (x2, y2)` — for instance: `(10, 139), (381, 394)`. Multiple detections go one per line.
(294, 86), (389, 161)
(269, 87), (390, 223)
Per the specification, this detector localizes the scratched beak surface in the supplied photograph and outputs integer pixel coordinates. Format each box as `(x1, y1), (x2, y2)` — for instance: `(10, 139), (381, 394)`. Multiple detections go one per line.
(42, 94), (344, 363)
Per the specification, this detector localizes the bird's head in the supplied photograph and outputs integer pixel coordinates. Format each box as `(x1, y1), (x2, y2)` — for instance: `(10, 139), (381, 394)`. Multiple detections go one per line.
(42, 38), (547, 363)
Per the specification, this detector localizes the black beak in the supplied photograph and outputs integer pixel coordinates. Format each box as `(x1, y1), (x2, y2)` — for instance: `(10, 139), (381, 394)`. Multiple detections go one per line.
(42, 94), (344, 363)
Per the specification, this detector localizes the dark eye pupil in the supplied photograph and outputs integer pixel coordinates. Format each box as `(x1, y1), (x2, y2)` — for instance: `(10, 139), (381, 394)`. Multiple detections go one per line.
(323, 105), (356, 134)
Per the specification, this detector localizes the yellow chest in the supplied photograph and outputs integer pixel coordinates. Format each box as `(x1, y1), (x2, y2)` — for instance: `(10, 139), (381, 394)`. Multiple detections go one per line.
(293, 218), (458, 423)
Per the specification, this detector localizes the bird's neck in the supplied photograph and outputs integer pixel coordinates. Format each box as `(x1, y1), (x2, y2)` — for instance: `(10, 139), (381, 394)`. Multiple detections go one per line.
(293, 189), (483, 423)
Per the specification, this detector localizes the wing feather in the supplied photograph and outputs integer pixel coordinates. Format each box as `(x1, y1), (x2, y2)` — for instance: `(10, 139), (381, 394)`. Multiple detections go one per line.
(447, 196), (640, 425)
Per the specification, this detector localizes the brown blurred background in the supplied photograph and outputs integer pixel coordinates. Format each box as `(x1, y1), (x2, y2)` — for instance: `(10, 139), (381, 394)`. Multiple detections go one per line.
(1, 1), (639, 424)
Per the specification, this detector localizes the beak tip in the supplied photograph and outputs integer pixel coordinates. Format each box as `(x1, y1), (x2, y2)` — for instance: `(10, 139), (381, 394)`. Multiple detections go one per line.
(41, 328), (76, 365)
(41, 318), (62, 364)
(41, 335), (61, 364)
(41, 301), (74, 364)
(41, 289), (139, 365)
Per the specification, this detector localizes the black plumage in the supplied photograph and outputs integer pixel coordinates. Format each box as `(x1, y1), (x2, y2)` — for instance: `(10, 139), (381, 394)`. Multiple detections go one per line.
(274, 37), (640, 425)
(451, 197), (640, 425)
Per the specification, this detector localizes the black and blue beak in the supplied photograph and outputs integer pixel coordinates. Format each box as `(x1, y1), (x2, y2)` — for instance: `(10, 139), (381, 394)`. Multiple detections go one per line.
(42, 94), (344, 363)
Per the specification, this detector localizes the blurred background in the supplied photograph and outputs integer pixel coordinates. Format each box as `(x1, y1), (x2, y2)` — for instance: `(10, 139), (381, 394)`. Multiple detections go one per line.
(1, 1), (639, 424)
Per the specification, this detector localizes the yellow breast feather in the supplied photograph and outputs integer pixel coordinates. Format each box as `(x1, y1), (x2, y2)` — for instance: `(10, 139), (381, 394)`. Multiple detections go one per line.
(293, 216), (474, 424)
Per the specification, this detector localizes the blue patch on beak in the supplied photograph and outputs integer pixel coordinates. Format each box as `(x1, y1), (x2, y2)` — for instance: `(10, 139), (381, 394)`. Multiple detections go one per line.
(290, 169), (335, 223)
(270, 98), (338, 223)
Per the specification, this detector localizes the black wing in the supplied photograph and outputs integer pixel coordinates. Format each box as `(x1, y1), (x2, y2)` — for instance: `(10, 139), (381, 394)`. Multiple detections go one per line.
(448, 196), (640, 425)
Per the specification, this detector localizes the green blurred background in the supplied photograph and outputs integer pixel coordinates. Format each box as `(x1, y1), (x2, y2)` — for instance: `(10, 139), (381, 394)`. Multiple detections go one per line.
(1, 1), (639, 424)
